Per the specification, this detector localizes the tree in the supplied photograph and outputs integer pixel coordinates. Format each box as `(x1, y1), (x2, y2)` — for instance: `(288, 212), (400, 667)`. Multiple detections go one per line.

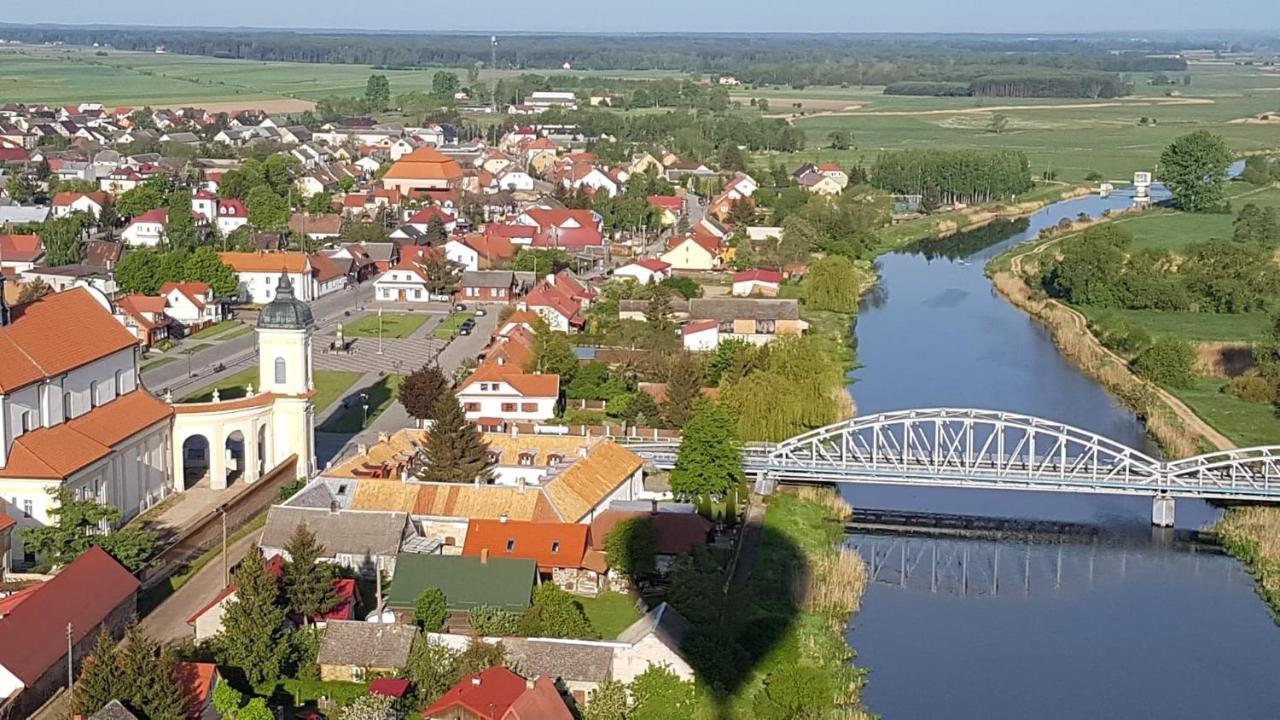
(426, 216), (448, 244)
(282, 522), (337, 624)
(305, 191), (334, 215)
(414, 588), (449, 631)
(166, 190), (198, 249)
(237, 698), (274, 720)
(337, 694), (396, 720)
(432, 71), (461, 100)
(827, 129), (853, 150)
(115, 248), (164, 294)
(19, 488), (155, 570)
(604, 516), (657, 579)
(71, 629), (121, 718)
(419, 391), (493, 483)
(246, 186), (289, 230)
(5, 172), (34, 203)
(1233, 203), (1280, 246)
(629, 665), (697, 720)
(115, 182), (167, 218)
(527, 330), (578, 381)
(803, 255), (865, 312)
(1241, 155), (1275, 186)
(402, 636), (460, 706)
(41, 215), (85, 266)
(1160, 130), (1231, 213)
(659, 275), (701, 300)
(467, 605), (520, 636)
(422, 252), (461, 296)
(517, 583), (597, 639)
(1133, 337), (1196, 389)
(584, 678), (630, 720)
(752, 665), (832, 720)
(212, 682), (244, 719)
(136, 650), (187, 720)
(671, 402), (744, 499)
(399, 364), (449, 421)
(184, 246), (240, 296)
(661, 353), (704, 428)
(217, 547), (287, 687)
(507, 248), (573, 274)
(365, 74), (391, 111)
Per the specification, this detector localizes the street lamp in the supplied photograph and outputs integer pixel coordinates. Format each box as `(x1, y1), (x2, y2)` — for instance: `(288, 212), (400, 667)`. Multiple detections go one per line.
(361, 392), (370, 428)
(185, 347), (195, 378)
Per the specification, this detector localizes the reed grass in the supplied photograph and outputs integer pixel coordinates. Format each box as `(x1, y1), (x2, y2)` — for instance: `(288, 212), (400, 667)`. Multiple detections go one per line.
(794, 485), (854, 523)
(1216, 506), (1280, 618)
(806, 547), (869, 616)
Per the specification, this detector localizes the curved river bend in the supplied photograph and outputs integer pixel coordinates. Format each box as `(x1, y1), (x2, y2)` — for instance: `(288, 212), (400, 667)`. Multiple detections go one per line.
(844, 187), (1280, 719)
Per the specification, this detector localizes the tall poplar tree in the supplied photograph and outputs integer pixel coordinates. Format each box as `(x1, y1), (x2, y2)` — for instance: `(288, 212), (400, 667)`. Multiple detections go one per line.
(419, 391), (492, 484)
(661, 352), (704, 429)
(217, 547), (288, 686)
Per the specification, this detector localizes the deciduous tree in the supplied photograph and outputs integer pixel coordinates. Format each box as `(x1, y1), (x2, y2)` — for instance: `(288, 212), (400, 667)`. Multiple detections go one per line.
(399, 364), (450, 421)
(413, 588), (449, 631)
(660, 352), (703, 428)
(604, 516), (657, 579)
(584, 678), (630, 720)
(671, 402), (744, 499)
(246, 186), (289, 230)
(629, 665), (697, 720)
(1160, 130), (1231, 213)
(517, 583), (597, 639)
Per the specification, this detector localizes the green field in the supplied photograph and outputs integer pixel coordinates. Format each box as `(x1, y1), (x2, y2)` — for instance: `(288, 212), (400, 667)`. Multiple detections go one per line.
(576, 591), (645, 640)
(342, 312), (428, 339)
(317, 374), (403, 433)
(1171, 378), (1280, 448)
(1104, 184), (1280, 253)
(0, 45), (682, 106)
(1082, 307), (1271, 344)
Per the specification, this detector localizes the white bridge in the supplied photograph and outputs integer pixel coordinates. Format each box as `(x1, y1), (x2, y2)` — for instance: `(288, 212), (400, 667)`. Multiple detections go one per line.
(621, 408), (1280, 527)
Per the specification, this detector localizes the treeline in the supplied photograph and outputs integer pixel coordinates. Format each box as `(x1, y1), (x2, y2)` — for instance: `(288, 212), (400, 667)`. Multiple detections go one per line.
(872, 149), (1033, 205)
(883, 81), (971, 96)
(537, 107), (805, 155)
(968, 71), (1130, 98)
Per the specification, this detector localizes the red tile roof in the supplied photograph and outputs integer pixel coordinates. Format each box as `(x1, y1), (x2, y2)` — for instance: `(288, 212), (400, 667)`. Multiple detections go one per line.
(161, 281), (210, 308)
(503, 675), (573, 720)
(589, 511), (713, 555)
(733, 268), (783, 285)
(51, 191), (108, 208)
(0, 287), (140, 393)
(0, 512), (14, 534)
(369, 678), (412, 699)
(174, 662), (219, 720)
(0, 547), (139, 685)
(459, 364), (559, 398)
(422, 666), (528, 720)
(383, 146), (463, 182)
(0, 234), (44, 263)
(462, 520), (589, 571)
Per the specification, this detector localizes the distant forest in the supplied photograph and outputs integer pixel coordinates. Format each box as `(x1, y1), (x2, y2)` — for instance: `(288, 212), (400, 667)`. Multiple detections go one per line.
(0, 25), (1195, 96)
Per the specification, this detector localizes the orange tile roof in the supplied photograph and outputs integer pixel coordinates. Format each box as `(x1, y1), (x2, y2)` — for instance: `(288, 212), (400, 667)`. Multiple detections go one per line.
(67, 390), (174, 448)
(0, 512), (15, 534)
(505, 675), (574, 720)
(217, 251), (311, 274)
(459, 364), (559, 398)
(411, 483), (562, 523)
(383, 147), (463, 182)
(0, 287), (140, 393)
(462, 519), (589, 571)
(543, 441), (643, 522)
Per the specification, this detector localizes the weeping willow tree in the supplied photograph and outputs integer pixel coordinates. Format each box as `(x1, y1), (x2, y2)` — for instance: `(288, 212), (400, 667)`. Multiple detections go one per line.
(719, 335), (847, 441)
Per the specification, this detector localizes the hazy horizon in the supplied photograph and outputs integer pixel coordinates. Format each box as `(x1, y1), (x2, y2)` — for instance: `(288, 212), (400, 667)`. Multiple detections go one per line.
(4, 1), (1280, 36)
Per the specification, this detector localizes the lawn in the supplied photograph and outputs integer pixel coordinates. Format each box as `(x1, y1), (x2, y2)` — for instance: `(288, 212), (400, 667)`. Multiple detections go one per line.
(577, 591), (645, 640)
(342, 312), (429, 339)
(1081, 306), (1271, 344)
(187, 320), (242, 340)
(140, 355), (178, 371)
(1117, 184), (1280, 254)
(1170, 378), (1280, 448)
(182, 368), (361, 410)
(431, 311), (475, 340)
(220, 324), (255, 341)
(317, 374), (403, 433)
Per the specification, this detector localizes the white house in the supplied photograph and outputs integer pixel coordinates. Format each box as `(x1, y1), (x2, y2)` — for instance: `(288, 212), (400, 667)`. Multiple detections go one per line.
(456, 366), (559, 423)
(160, 281), (223, 330)
(444, 239), (480, 272)
(612, 259), (672, 285)
(121, 208), (167, 247)
(731, 269), (783, 298)
(191, 191), (219, 222)
(681, 320), (719, 352)
(215, 199), (249, 236)
(218, 252), (315, 304)
(372, 247), (439, 304)
(51, 192), (107, 220)
(496, 169), (536, 193)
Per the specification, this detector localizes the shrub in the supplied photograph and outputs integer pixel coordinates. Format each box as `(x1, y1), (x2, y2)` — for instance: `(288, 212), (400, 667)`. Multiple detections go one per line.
(413, 588), (448, 631)
(1133, 337), (1196, 388)
(1085, 171), (1104, 182)
(467, 606), (520, 637)
(1225, 372), (1278, 404)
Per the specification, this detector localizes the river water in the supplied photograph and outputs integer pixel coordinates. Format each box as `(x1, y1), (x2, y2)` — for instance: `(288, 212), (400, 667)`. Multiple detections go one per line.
(844, 183), (1280, 719)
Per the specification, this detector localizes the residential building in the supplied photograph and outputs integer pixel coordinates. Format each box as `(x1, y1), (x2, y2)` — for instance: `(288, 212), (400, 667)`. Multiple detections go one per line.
(213, 199), (249, 235)
(0, 513), (12, 581)
(502, 675), (575, 720)
(612, 258), (672, 285)
(186, 555), (357, 641)
(380, 146), (463, 196)
(259, 505), (412, 578)
(462, 519), (605, 596)
(372, 246), (444, 304)
(661, 233), (722, 271)
(645, 195), (683, 226)
(520, 271), (594, 332)
(731, 268), (783, 297)
(113, 294), (172, 348)
(174, 662), (220, 720)
(317, 621), (418, 682)
(456, 364), (560, 423)
(0, 547), (140, 718)
(611, 603), (695, 683)
(819, 162), (850, 188)
(0, 234), (43, 274)
(50, 191), (108, 219)
(159, 282), (222, 332)
(218, 252), (315, 303)
(421, 666), (530, 720)
(120, 208), (167, 247)
(0, 286), (174, 567)
(681, 298), (809, 351)
(287, 213), (343, 242)
(589, 510), (712, 574)
(385, 554), (537, 618)
(503, 641), (611, 710)
(445, 233), (516, 271)
(19, 264), (117, 296)
(455, 270), (521, 303)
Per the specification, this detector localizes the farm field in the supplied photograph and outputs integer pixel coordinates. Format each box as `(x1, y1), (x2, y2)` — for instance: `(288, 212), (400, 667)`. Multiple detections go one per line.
(1081, 306), (1272, 344)
(0, 45), (682, 107)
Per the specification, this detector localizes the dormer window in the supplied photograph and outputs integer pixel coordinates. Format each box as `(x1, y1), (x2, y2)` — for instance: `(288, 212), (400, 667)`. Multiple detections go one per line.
(547, 453), (564, 465)
(518, 452), (535, 466)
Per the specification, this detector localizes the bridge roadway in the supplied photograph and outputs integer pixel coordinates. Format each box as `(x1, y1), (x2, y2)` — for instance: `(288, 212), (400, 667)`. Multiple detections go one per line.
(616, 408), (1280, 527)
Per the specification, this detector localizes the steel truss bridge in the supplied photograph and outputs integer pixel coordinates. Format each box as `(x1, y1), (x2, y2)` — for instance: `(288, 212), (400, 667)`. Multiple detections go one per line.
(621, 408), (1280, 526)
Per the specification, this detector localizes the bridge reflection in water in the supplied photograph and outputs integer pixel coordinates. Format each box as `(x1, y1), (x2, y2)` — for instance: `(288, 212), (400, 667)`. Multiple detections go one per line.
(847, 534), (1248, 598)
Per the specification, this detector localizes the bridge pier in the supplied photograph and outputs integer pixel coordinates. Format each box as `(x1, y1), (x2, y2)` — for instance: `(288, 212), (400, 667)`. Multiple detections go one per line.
(1151, 494), (1175, 528)
(753, 471), (776, 496)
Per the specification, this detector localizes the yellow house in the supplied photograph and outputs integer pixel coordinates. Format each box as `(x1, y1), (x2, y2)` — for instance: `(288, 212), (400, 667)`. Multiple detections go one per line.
(802, 174), (844, 196)
(661, 233), (722, 271)
(628, 153), (664, 176)
(528, 150), (559, 176)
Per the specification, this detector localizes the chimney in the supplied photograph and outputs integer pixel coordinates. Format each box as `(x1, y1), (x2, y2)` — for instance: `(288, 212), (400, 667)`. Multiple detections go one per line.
(516, 477), (526, 494)
(525, 678), (535, 690)
(471, 676), (482, 687)
(651, 499), (658, 515)
(357, 442), (368, 456)
(378, 431), (389, 443)
(480, 548), (490, 563)
(330, 500), (339, 514)
(499, 513), (509, 523)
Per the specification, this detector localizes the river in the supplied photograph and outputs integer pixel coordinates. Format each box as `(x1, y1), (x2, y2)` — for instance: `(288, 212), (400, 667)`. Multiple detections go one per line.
(844, 182), (1280, 719)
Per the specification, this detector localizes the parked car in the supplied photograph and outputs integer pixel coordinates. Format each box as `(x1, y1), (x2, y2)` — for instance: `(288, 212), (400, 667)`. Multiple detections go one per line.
(459, 318), (476, 336)
(474, 307), (488, 317)
(454, 303), (467, 312)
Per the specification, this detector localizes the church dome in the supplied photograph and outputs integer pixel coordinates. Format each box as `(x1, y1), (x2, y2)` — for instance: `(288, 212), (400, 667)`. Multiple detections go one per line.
(257, 272), (314, 330)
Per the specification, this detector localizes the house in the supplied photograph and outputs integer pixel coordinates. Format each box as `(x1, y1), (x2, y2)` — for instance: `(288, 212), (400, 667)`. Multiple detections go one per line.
(503, 640), (613, 709)
(589, 510), (712, 575)
(661, 233), (722, 271)
(214, 199), (249, 235)
(462, 519), (604, 596)
(612, 258), (672, 285)
(521, 271), (594, 332)
(380, 146), (464, 196)
(496, 169), (536, 193)
(186, 556), (358, 641)
(731, 269), (783, 297)
(19, 264), (117, 296)
(51, 191), (108, 219)
(218, 252), (314, 304)
(456, 270), (521, 303)
(88, 699), (139, 720)
(456, 364), (560, 423)
(372, 246), (446, 304)
(502, 674), (575, 720)
(611, 602), (695, 684)
(316, 621), (418, 683)
(0, 234), (44, 274)
(121, 208), (167, 247)
(288, 213), (343, 242)
(527, 91), (580, 110)
(446, 233), (516, 272)
(0, 287), (175, 568)
(308, 252), (347, 298)
(645, 195), (683, 226)
(0, 547), (140, 718)
(514, 208), (605, 250)
(259, 505), (412, 578)
(160, 282), (222, 332)
(818, 162), (850, 188)
(798, 171), (844, 196)
(421, 666), (529, 720)
(113, 294), (172, 348)
(385, 554), (537, 618)
(681, 298), (809, 350)
(174, 662), (221, 720)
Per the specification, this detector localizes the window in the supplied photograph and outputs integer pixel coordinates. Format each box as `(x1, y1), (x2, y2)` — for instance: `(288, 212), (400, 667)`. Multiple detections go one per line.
(501, 403), (516, 412)
(337, 484), (349, 496)
(22, 499), (33, 518)
(756, 319), (777, 334)
(547, 453), (564, 465)
(518, 452), (535, 466)
(487, 451), (500, 464)
(266, 275), (274, 286)
(551, 541), (561, 554)
(275, 357), (287, 385)
(351, 666), (366, 682)
(89, 380), (100, 408)
(414, 289), (422, 299)
(464, 402), (481, 412)
(505, 539), (516, 552)
(521, 403), (537, 413)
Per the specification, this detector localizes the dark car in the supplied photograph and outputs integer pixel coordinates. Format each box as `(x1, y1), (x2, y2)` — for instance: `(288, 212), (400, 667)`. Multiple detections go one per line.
(459, 318), (477, 336)
(453, 303), (467, 312)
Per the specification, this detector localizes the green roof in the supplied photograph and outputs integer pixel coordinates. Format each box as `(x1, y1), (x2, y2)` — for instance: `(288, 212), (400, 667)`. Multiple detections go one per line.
(386, 554), (536, 613)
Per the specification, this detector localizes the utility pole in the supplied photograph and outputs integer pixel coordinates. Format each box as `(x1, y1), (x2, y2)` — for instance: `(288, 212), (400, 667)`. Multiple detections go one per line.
(219, 505), (228, 588)
(491, 36), (499, 113)
(377, 307), (384, 355)
(66, 622), (73, 689)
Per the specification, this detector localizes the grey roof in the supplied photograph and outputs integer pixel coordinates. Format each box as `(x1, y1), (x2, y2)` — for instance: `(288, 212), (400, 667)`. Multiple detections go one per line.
(257, 272), (314, 329)
(259, 506), (410, 558)
(688, 298), (800, 322)
(317, 620), (418, 668)
(617, 602), (691, 651)
(89, 700), (141, 720)
(619, 298), (690, 315)
(27, 264), (110, 278)
(362, 242), (397, 262)
(0, 205), (50, 224)
(504, 638), (614, 683)
(460, 270), (515, 289)
(286, 482), (336, 509)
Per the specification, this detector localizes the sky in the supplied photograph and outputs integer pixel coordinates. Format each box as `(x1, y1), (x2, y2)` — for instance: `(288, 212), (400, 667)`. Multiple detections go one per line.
(7, 1), (1280, 34)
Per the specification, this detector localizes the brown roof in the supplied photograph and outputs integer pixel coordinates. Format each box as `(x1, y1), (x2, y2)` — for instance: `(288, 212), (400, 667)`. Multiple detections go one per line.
(462, 519), (589, 571)
(0, 547), (139, 685)
(413, 483), (563, 523)
(0, 287), (139, 393)
(0, 234), (44, 263)
(308, 252), (345, 282)
(589, 510), (712, 555)
(543, 441), (643, 522)
(503, 675), (574, 720)
(217, 251), (310, 274)
(289, 213), (343, 235)
(383, 146), (463, 182)
(459, 364), (559, 398)
(0, 512), (14, 533)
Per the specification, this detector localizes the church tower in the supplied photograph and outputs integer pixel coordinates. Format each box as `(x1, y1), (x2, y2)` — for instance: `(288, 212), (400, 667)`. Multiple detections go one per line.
(256, 272), (316, 474)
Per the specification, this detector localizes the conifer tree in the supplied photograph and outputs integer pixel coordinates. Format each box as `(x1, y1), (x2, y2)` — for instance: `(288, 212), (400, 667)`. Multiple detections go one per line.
(117, 624), (160, 710)
(419, 391), (493, 484)
(282, 522), (337, 625)
(137, 650), (187, 720)
(217, 547), (288, 686)
(661, 352), (704, 429)
(71, 629), (121, 718)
